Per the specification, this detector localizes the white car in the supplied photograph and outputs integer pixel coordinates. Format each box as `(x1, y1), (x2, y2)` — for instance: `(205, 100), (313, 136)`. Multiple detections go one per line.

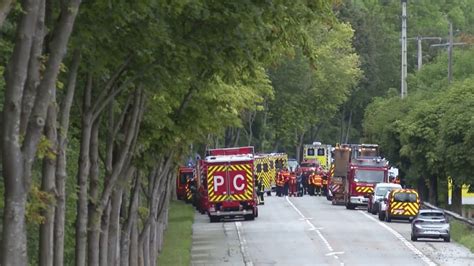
(368, 183), (402, 215)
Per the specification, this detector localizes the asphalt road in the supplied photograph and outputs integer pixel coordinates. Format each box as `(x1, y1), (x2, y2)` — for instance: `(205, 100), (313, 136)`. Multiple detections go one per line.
(191, 195), (474, 266)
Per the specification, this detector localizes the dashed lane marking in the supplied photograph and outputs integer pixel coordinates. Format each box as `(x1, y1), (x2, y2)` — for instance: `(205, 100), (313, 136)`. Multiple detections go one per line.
(286, 196), (344, 264)
(359, 211), (436, 266)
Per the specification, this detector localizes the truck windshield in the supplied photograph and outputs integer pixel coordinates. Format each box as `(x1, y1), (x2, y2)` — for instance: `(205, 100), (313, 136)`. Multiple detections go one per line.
(180, 173), (192, 184)
(354, 170), (384, 183)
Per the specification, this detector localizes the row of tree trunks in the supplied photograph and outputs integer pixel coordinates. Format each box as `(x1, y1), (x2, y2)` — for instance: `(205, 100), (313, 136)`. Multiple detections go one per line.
(2, 0), (81, 264)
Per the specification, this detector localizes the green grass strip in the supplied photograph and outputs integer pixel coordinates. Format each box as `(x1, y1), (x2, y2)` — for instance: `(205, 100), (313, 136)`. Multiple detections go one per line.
(450, 219), (474, 252)
(157, 200), (195, 266)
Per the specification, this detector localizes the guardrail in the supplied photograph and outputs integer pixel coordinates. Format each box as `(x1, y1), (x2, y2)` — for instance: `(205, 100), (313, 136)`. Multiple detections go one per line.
(423, 202), (474, 227)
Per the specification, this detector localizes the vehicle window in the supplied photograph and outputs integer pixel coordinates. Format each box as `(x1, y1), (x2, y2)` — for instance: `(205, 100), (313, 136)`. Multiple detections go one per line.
(317, 148), (325, 156)
(256, 163), (262, 172)
(307, 148), (315, 156)
(275, 160), (283, 169)
(300, 162), (318, 167)
(393, 192), (417, 202)
(263, 163), (268, 172)
(420, 212), (445, 217)
(180, 173), (192, 184)
(354, 170), (384, 183)
(375, 186), (399, 196)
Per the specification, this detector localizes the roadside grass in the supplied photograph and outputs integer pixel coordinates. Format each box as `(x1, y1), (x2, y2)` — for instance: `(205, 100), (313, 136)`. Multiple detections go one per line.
(450, 219), (474, 252)
(157, 200), (195, 266)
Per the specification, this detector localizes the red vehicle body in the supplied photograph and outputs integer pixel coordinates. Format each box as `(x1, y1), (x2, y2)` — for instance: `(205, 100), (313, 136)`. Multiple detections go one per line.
(297, 159), (321, 178)
(204, 146), (258, 222)
(176, 166), (193, 200)
(194, 160), (209, 214)
(344, 144), (389, 209)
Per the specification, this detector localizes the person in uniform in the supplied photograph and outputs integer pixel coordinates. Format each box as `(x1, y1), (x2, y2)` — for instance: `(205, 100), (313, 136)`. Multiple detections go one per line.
(313, 173), (323, 196)
(308, 171), (315, 196)
(288, 172), (297, 197)
(282, 168), (290, 196)
(276, 171), (284, 197)
(255, 175), (265, 204)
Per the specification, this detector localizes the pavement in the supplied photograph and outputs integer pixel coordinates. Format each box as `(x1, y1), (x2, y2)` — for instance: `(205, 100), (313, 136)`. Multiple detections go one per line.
(191, 195), (474, 266)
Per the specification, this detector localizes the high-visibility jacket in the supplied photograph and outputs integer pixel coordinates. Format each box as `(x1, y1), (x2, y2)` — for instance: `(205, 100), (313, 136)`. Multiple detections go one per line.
(289, 174), (297, 185)
(276, 172), (285, 187)
(282, 171), (290, 183)
(312, 174), (322, 187)
(322, 178), (328, 186)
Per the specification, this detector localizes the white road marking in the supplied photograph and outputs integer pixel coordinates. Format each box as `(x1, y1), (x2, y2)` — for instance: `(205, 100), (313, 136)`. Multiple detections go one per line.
(286, 196), (345, 263)
(359, 211), (436, 266)
(326, 251), (345, 256)
(235, 221), (253, 266)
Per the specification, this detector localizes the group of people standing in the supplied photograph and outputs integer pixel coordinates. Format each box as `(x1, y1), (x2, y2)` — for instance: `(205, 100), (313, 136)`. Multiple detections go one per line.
(274, 168), (326, 197)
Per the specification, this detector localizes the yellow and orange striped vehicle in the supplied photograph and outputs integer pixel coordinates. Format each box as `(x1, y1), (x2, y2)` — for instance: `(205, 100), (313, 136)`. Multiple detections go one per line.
(384, 189), (420, 222)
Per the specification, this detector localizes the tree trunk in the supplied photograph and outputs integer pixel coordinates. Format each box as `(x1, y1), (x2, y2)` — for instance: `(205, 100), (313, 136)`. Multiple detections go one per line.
(1, 0), (40, 264)
(88, 120), (101, 266)
(39, 51), (58, 266)
(141, 227), (150, 266)
(108, 188), (123, 266)
(75, 78), (93, 266)
(121, 173), (140, 266)
(22, 0), (82, 189)
(20, 0), (46, 135)
(99, 202), (111, 266)
(451, 184), (462, 214)
(428, 175), (438, 205)
(129, 218), (139, 266)
(0, 0), (14, 28)
(344, 108), (353, 143)
(54, 49), (80, 266)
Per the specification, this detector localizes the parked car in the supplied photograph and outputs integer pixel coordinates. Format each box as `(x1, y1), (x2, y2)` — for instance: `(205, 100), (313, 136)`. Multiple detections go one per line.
(368, 183), (402, 215)
(411, 209), (450, 242)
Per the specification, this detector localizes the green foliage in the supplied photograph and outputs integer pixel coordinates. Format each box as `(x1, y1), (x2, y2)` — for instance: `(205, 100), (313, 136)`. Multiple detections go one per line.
(450, 219), (474, 252)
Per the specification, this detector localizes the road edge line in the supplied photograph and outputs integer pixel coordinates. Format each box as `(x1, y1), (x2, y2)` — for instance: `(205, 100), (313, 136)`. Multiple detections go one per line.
(359, 211), (436, 266)
(235, 221), (254, 266)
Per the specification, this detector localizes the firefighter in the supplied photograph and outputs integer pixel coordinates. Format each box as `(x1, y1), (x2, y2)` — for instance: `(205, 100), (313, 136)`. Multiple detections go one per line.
(322, 174), (328, 196)
(276, 171), (284, 197)
(282, 168), (290, 196)
(288, 173), (297, 197)
(255, 175), (265, 204)
(313, 173), (323, 196)
(308, 171), (316, 196)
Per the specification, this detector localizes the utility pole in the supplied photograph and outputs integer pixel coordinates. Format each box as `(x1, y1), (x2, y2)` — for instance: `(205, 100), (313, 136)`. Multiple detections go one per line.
(431, 21), (466, 84)
(401, 0), (407, 99)
(407, 36), (442, 70)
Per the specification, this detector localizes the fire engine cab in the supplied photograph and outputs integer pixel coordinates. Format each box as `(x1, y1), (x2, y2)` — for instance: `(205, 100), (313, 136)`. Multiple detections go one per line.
(204, 146), (258, 222)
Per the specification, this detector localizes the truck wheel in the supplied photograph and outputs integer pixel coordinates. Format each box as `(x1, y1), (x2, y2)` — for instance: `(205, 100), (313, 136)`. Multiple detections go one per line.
(444, 236), (450, 242)
(371, 204), (378, 215)
(378, 211), (385, 221)
(411, 235), (417, 241)
(267, 191), (271, 196)
(244, 214), (255, 221)
(210, 216), (220, 223)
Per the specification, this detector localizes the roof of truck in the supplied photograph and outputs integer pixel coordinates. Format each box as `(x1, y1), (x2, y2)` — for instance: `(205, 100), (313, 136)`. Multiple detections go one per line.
(205, 154), (253, 163)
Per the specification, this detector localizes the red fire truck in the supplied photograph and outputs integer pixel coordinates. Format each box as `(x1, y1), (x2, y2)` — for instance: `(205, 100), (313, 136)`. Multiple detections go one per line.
(176, 166), (193, 201)
(329, 144), (389, 209)
(204, 146), (258, 222)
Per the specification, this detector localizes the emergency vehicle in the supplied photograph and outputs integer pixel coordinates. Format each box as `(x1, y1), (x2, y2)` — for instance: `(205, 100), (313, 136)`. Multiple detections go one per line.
(193, 160), (209, 214)
(381, 188), (420, 222)
(328, 144), (389, 209)
(176, 166), (193, 201)
(271, 153), (288, 192)
(254, 154), (275, 197)
(303, 142), (332, 172)
(204, 146), (258, 222)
